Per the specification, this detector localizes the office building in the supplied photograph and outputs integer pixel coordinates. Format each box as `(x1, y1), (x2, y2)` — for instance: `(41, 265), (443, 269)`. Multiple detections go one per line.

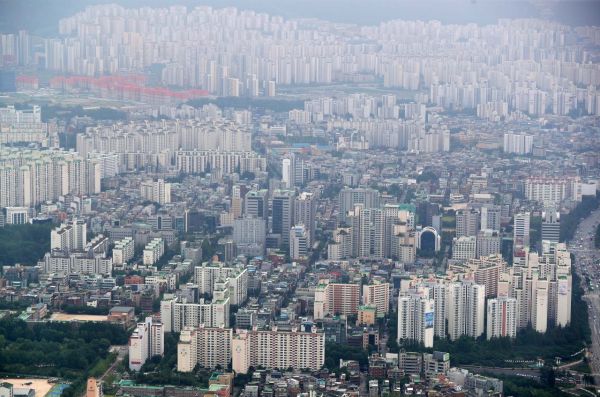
(271, 189), (295, 246)
(513, 212), (531, 249)
(289, 224), (309, 260)
(244, 189), (268, 220)
(4, 207), (29, 225)
(541, 210), (560, 243)
(294, 192), (316, 245)
(233, 216), (266, 255)
(524, 176), (581, 206)
(480, 205), (501, 232)
(282, 158), (292, 188)
(452, 236), (477, 261)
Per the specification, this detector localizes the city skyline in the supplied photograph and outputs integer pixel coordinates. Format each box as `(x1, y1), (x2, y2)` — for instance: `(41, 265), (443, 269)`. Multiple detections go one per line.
(0, 1), (599, 397)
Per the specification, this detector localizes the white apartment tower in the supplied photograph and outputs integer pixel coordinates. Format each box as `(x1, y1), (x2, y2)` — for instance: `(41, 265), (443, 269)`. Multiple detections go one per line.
(177, 326), (232, 372)
(397, 291), (435, 348)
(486, 297), (517, 339)
(140, 179), (171, 204)
(232, 326), (324, 374)
(447, 281), (485, 340)
(362, 282), (390, 315)
(50, 218), (87, 252)
(160, 295), (230, 333)
(129, 317), (164, 371)
(113, 237), (135, 265)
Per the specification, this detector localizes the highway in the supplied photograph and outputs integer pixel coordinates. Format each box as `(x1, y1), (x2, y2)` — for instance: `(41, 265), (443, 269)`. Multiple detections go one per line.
(569, 206), (600, 385)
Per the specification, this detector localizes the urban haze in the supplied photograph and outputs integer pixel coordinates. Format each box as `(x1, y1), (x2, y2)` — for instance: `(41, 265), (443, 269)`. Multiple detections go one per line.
(0, 1), (599, 397)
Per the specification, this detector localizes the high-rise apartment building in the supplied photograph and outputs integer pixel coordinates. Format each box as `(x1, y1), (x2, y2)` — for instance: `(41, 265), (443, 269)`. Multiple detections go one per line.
(362, 282), (390, 315)
(112, 237), (134, 265)
(397, 290), (435, 348)
(140, 179), (171, 204)
(338, 188), (380, 224)
(486, 297), (517, 339)
(476, 229), (501, 258)
(524, 176), (581, 206)
(447, 281), (485, 340)
(314, 282), (360, 319)
(143, 238), (164, 265)
(455, 209), (480, 238)
(289, 224), (309, 260)
(0, 105), (55, 147)
(160, 294), (230, 333)
(0, 147), (100, 208)
(51, 219), (88, 252)
(129, 317), (164, 371)
(193, 262), (248, 306)
(232, 326), (325, 374)
(177, 325), (232, 372)
(503, 243), (572, 333)
(328, 227), (353, 260)
(503, 133), (533, 155)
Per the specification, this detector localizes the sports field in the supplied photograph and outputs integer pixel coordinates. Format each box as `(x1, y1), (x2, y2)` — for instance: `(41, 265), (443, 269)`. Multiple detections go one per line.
(49, 313), (108, 322)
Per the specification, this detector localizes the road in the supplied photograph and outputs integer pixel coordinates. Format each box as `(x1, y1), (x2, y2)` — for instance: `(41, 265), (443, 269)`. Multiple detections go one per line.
(569, 206), (600, 385)
(78, 345), (127, 397)
(461, 365), (540, 380)
(100, 345), (128, 381)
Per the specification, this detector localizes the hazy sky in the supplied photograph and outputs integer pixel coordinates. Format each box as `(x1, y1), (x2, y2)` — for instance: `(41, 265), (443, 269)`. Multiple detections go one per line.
(0, 0), (598, 35)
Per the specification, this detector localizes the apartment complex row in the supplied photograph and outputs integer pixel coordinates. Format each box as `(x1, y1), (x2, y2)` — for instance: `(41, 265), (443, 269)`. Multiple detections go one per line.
(176, 324), (325, 374)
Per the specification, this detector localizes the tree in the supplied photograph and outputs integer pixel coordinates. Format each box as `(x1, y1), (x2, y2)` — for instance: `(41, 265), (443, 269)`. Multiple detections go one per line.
(0, 223), (53, 266)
